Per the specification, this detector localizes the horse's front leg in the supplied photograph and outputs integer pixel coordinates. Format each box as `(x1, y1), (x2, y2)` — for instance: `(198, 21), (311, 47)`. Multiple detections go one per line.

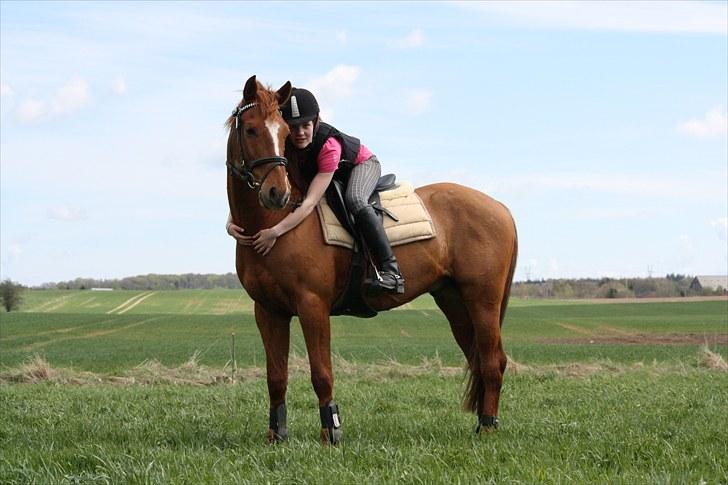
(297, 297), (341, 445)
(254, 302), (292, 443)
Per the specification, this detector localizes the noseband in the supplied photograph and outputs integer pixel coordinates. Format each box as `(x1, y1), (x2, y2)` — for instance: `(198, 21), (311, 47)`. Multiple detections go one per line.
(227, 102), (288, 190)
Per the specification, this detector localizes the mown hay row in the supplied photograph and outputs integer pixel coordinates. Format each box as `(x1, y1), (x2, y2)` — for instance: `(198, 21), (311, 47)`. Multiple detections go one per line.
(1, 346), (725, 386)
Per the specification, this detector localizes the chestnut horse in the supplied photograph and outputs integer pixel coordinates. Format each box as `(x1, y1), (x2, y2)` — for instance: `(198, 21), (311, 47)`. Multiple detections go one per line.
(226, 76), (518, 444)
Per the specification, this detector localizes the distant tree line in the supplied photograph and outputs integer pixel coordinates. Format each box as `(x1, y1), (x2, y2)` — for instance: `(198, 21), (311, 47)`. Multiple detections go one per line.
(43, 273), (243, 290)
(32, 273), (725, 298)
(511, 274), (723, 299)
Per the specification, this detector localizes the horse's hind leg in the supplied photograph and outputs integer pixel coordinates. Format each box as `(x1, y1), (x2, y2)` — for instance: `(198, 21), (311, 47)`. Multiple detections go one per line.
(255, 303), (292, 443)
(459, 285), (507, 432)
(433, 282), (504, 431)
(432, 282), (475, 367)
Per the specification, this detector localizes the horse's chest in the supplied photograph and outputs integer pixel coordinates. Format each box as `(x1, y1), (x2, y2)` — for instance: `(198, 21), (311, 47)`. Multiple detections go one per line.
(240, 263), (292, 308)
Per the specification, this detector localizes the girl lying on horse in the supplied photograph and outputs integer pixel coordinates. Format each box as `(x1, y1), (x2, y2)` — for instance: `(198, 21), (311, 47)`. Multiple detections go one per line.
(228, 87), (404, 294)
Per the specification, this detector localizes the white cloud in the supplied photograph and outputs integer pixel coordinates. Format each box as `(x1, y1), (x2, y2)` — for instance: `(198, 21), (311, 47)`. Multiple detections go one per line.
(305, 65), (361, 122)
(306, 64), (360, 99)
(407, 164), (726, 210)
(1, 83), (14, 97)
(9, 243), (23, 258)
(48, 206), (87, 221)
(486, 171), (725, 201)
(16, 99), (48, 123)
(15, 77), (91, 123)
(678, 107), (728, 138)
(336, 30), (348, 44)
(711, 217), (728, 241)
(112, 78), (127, 95)
(393, 29), (425, 49)
(456, 1), (727, 34)
(403, 88), (432, 115)
(51, 77), (90, 115)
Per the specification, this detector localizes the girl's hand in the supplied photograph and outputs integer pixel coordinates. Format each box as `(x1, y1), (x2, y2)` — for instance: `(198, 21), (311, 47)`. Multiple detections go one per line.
(227, 222), (252, 245)
(252, 227), (281, 256)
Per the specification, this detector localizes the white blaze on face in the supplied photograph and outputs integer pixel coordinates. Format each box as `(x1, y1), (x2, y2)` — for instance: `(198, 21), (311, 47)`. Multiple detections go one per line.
(265, 119), (282, 156)
(263, 117), (291, 199)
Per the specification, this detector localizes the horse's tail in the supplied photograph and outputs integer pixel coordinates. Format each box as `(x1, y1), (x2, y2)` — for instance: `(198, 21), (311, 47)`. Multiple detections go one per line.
(464, 217), (518, 414)
(499, 222), (518, 328)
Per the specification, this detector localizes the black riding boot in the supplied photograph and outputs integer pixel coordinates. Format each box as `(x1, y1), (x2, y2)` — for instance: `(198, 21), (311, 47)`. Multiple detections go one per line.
(355, 205), (405, 294)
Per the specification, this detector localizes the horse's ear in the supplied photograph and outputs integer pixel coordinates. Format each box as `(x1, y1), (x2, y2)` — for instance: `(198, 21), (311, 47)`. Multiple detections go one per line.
(243, 75), (257, 101)
(276, 81), (292, 106)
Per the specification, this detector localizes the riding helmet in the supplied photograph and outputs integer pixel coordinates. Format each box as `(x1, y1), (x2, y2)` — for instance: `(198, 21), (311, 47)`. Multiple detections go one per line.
(281, 88), (319, 126)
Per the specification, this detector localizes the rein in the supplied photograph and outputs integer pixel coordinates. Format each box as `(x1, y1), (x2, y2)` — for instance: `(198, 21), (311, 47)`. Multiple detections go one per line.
(228, 102), (288, 191)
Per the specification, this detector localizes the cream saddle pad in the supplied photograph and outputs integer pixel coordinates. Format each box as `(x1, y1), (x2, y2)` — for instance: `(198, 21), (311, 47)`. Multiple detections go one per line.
(316, 182), (436, 249)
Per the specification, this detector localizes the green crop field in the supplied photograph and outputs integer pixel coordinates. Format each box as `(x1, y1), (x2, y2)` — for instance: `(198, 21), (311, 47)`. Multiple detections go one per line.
(12, 288), (593, 316)
(1, 291), (727, 484)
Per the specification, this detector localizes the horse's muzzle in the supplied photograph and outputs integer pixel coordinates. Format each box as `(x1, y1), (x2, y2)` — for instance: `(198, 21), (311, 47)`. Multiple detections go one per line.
(259, 185), (291, 210)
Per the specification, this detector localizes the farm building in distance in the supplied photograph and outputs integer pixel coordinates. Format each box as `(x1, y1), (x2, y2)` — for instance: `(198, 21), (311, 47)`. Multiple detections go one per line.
(689, 275), (728, 293)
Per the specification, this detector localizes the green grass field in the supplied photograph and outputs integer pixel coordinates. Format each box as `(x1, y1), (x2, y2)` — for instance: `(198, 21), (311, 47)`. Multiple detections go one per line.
(1, 290), (727, 484)
(13, 288), (595, 315)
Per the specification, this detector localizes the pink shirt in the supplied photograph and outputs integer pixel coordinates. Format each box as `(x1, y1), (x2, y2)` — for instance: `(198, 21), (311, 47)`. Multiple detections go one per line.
(316, 137), (374, 173)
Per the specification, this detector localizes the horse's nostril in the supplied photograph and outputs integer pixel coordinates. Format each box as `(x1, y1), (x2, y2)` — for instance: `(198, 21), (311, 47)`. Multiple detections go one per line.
(270, 187), (277, 199)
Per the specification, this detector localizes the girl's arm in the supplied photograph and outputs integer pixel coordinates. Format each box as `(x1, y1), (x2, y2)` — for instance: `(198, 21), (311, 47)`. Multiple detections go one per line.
(246, 171), (335, 255)
(226, 212), (249, 244)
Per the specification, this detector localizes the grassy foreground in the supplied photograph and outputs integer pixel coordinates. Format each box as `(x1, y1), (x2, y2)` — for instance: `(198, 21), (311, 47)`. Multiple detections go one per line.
(1, 369), (727, 484)
(1, 292), (727, 484)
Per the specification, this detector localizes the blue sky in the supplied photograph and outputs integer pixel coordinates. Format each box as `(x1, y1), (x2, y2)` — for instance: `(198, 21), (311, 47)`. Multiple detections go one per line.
(1, 1), (726, 286)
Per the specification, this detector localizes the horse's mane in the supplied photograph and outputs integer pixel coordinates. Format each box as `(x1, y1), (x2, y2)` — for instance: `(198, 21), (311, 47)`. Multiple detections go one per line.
(284, 145), (309, 194)
(225, 83), (280, 129)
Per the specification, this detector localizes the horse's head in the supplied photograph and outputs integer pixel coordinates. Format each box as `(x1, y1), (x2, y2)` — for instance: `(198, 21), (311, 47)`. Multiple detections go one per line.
(227, 75), (293, 210)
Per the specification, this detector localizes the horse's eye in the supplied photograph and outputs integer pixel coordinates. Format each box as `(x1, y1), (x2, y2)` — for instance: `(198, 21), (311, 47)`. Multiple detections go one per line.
(246, 128), (257, 136)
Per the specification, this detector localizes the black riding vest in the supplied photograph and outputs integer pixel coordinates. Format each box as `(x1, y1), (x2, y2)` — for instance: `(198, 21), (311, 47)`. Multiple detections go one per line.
(298, 122), (361, 183)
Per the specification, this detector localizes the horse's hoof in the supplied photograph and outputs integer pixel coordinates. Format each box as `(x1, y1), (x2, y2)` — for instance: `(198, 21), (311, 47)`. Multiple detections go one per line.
(267, 428), (288, 444)
(320, 427), (342, 446)
(476, 415), (499, 433)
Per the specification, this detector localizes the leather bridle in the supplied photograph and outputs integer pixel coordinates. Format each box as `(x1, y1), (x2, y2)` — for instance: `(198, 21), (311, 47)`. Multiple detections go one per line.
(227, 102), (288, 191)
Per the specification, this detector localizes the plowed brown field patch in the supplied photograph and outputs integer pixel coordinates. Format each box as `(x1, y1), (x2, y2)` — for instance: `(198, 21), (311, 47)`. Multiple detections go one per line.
(543, 333), (728, 345)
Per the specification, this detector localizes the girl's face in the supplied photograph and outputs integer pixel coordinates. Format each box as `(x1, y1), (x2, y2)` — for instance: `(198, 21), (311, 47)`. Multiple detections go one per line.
(289, 120), (314, 149)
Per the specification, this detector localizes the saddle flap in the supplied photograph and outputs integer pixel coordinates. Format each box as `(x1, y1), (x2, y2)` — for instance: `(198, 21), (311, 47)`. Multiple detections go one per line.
(325, 180), (358, 246)
(376, 174), (397, 192)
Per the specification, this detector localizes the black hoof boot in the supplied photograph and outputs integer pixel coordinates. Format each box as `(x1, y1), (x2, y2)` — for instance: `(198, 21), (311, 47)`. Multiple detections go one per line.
(267, 402), (288, 443)
(319, 400), (342, 445)
(476, 415), (499, 433)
